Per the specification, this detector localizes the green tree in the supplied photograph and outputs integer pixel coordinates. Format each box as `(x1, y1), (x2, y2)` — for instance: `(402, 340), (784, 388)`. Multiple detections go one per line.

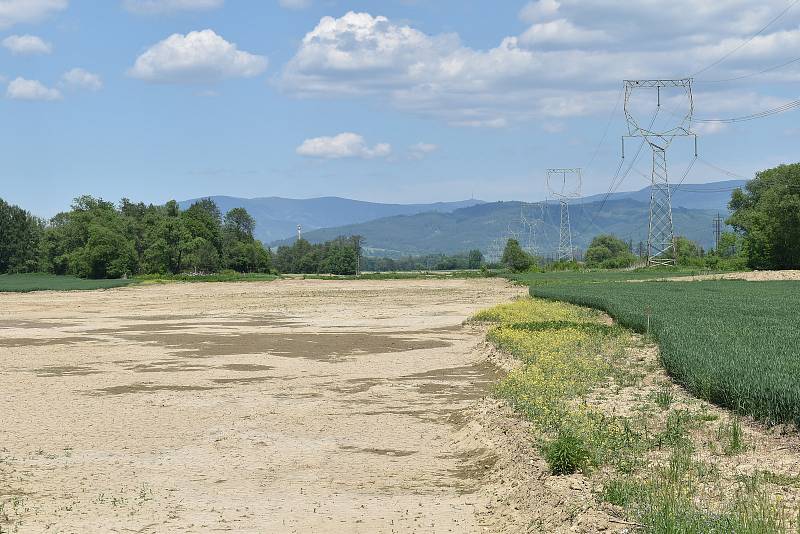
(728, 163), (800, 269)
(143, 201), (188, 274)
(72, 224), (137, 279)
(675, 236), (703, 265)
(40, 196), (137, 278)
(468, 249), (484, 269)
(0, 198), (42, 273)
(585, 234), (636, 268)
(501, 239), (534, 272)
(223, 208), (255, 242)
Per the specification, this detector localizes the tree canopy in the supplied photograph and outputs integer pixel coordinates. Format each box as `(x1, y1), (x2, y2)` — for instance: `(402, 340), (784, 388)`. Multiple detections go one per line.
(584, 234), (636, 268)
(502, 239), (534, 272)
(1, 196), (274, 279)
(728, 163), (800, 270)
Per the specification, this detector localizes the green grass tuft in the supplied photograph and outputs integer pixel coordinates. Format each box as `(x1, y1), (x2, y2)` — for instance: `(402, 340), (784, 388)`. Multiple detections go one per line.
(543, 432), (591, 475)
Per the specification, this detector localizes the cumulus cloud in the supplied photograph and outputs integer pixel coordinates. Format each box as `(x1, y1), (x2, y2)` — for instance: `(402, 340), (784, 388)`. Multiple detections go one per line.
(61, 68), (103, 91)
(519, 0), (561, 23)
(128, 29), (267, 84)
(409, 142), (438, 159)
(122, 0), (223, 14)
(519, 19), (609, 46)
(2, 34), (52, 55)
(296, 133), (392, 159)
(278, 0), (310, 9)
(281, 7), (800, 127)
(6, 77), (61, 101)
(0, 0), (67, 29)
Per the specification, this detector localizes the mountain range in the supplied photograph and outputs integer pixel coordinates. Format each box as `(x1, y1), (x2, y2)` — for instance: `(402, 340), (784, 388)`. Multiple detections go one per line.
(179, 180), (745, 258)
(177, 196), (483, 243)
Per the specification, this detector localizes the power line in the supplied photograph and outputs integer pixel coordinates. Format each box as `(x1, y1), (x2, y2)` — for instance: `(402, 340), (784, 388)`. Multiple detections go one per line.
(697, 157), (749, 179)
(692, 0), (800, 77)
(584, 87), (624, 170)
(693, 98), (800, 123)
(696, 55), (800, 84)
(671, 155), (699, 190)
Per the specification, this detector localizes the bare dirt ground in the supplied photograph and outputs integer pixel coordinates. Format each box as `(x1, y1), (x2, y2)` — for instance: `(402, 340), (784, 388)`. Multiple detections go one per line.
(0, 278), (535, 533)
(646, 270), (800, 282)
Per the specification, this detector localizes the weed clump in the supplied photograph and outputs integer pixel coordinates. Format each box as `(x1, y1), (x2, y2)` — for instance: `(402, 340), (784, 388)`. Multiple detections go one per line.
(544, 432), (590, 475)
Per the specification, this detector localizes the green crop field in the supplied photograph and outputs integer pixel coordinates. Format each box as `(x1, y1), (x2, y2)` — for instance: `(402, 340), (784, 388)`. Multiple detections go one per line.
(510, 267), (723, 286)
(0, 273), (136, 292)
(531, 280), (800, 426)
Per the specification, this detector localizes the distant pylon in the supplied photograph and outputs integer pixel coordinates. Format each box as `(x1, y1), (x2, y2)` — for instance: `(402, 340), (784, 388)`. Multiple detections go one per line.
(547, 168), (582, 262)
(623, 79), (697, 267)
(558, 200), (573, 261)
(713, 212), (723, 253)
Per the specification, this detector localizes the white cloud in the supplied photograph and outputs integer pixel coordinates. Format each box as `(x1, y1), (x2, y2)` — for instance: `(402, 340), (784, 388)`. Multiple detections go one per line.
(6, 77), (61, 100)
(296, 133), (392, 159)
(128, 29), (267, 84)
(519, 18), (609, 46)
(693, 122), (729, 135)
(122, 0), (223, 14)
(519, 0), (561, 23)
(278, 0), (310, 9)
(0, 0), (67, 29)
(61, 68), (103, 91)
(409, 142), (438, 159)
(2, 34), (52, 55)
(281, 7), (800, 128)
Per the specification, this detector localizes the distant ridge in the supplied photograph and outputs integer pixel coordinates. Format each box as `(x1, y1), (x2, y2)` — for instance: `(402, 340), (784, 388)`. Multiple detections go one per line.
(269, 180), (746, 257)
(177, 196), (485, 243)
(576, 180), (746, 210)
(180, 180), (746, 255)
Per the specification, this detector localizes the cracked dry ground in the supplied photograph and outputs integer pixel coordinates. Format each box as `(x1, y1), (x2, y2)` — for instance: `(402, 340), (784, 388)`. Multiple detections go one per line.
(0, 279), (529, 533)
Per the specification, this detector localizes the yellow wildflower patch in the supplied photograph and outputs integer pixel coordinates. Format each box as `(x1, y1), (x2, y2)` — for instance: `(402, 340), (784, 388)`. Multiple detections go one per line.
(472, 297), (598, 325)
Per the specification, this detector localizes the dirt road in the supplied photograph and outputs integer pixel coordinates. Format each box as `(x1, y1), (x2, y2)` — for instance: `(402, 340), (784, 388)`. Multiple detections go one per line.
(0, 279), (526, 533)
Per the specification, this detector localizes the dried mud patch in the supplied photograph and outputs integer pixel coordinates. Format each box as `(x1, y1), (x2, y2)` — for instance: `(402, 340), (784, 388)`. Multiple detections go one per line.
(113, 331), (450, 360)
(89, 382), (217, 395)
(33, 365), (102, 377)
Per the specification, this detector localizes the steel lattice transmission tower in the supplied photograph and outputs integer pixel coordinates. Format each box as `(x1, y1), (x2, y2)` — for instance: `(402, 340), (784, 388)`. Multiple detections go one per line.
(624, 79), (697, 266)
(547, 168), (582, 262)
(519, 202), (545, 257)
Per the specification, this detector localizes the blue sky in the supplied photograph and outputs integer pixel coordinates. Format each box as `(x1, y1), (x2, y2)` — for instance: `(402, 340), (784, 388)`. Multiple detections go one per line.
(1, 0), (799, 217)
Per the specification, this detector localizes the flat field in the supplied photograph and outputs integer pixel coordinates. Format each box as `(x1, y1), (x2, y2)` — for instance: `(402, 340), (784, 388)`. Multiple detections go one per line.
(0, 278), (526, 533)
(510, 267), (723, 286)
(532, 278), (800, 425)
(0, 273), (135, 292)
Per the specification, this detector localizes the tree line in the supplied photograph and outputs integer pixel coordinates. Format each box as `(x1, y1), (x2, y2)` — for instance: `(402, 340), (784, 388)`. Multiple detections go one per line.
(361, 250), (483, 272)
(0, 196), (272, 278)
(0, 196), (364, 278)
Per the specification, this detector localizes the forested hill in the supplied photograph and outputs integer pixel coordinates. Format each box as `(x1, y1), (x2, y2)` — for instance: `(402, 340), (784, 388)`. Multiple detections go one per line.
(177, 196), (484, 243)
(271, 199), (723, 258)
(577, 180), (746, 210)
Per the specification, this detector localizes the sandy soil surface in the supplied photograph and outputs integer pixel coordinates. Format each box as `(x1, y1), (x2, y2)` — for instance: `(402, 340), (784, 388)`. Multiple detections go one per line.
(647, 270), (800, 282)
(0, 279), (530, 533)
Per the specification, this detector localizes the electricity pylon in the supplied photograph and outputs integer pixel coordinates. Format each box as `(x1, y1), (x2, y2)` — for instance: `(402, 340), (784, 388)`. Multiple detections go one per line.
(547, 168), (582, 262)
(519, 203), (544, 256)
(623, 79), (697, 266)
(713, 213), (723, 253)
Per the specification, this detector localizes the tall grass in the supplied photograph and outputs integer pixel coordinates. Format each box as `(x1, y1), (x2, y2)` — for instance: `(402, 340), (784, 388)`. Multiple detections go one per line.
(532, 280), (800, 426)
